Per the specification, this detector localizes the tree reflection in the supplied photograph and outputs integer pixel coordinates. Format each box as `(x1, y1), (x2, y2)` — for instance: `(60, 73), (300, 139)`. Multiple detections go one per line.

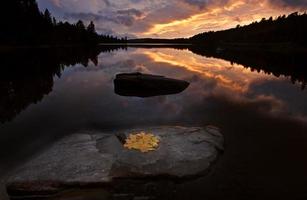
(0, 45), (126, 123)
(1, 44), (306, 124)
(186, 46), (307, 90)
(133, 45), (307, 90)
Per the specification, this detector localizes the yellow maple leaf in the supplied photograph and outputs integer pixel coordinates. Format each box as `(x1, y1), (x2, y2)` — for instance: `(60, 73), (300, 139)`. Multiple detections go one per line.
(123, 131), (160, 153)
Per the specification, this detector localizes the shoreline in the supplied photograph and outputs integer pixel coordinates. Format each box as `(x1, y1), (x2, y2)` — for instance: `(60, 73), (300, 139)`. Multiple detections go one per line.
(0, 42), (306, 53)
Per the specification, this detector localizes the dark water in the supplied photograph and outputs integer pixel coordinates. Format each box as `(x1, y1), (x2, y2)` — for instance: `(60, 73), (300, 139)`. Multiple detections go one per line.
(1, 46), (307, 199)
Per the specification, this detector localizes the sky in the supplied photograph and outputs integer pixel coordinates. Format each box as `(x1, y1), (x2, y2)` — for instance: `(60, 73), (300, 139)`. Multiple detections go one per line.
(37, 0), (307, 38)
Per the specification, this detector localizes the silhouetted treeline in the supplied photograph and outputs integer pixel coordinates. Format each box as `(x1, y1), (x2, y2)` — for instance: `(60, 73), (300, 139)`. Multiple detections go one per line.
(0, 0), (126, 45)
(190, 12), (307, 49)
(129, 12), (307, 51)
(0, 45), (125, 123)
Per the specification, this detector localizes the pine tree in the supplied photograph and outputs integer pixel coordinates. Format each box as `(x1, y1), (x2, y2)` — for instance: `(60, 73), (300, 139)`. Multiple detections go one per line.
(44, 9), (52, 25)
(87, 21), (96, 34)
(76, 20), (85, 30)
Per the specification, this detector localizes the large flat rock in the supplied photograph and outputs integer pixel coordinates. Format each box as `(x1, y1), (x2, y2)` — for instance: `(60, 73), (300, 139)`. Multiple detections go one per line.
(6, 126), (223, 198)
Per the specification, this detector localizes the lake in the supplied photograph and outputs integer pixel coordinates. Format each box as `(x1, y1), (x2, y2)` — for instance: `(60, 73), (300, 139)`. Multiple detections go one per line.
(1, 46), (307, 199)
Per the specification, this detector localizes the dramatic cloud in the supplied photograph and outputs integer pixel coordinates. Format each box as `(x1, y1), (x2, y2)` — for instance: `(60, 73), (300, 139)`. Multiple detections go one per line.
(268, 0), (307, 9)
(37, 0), (307, 38)
(183, 0), (231, 9)
(117, 8), (143, 17)
(64, 9), (143, 27)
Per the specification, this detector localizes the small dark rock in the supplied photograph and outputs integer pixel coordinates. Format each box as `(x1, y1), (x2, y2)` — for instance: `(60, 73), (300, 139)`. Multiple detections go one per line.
(114, 73), (189, 97)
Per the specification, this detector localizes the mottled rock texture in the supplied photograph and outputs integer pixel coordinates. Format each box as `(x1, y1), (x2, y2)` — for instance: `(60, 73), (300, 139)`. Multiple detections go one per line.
(6, 126), (223, 198)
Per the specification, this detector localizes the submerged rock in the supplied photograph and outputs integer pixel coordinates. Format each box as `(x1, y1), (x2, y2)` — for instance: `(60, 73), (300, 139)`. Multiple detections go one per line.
(6, 126), (223, 198)
(114, 72), (190, 97)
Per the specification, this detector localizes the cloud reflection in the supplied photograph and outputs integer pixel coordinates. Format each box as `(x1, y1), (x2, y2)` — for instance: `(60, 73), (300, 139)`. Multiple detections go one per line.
(37, 47), (306, 130)
(142, 48), (275, 92)
(1, 48), (307, 183)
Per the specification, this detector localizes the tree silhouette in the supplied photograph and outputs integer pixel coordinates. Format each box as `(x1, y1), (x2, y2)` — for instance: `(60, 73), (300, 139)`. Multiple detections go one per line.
(44, 9), (52, 25)
(76, 20), (86, 31)
(87, 21), (96, 34)
(189, 12), (307, 48)
(0, 0), (125, 45)
(52, 17), (57, 26)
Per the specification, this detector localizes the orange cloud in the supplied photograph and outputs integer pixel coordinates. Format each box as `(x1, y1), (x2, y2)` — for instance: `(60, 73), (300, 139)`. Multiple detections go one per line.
(38, 0), (306, 38)
(141, 0), (299, 38)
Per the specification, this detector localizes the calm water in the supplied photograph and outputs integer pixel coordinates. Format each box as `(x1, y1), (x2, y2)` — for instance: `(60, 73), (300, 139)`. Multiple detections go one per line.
(1, 46), (307, 199)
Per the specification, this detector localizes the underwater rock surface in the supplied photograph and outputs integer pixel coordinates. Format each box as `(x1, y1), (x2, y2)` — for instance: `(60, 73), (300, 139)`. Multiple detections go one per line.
(6, 126), (223, 198)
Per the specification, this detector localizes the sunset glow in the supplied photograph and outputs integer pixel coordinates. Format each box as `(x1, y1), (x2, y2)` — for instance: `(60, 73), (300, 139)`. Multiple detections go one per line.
(142, 5), (290, 38)
(2, 1), (307, 199)
(37, 0), (306, 38)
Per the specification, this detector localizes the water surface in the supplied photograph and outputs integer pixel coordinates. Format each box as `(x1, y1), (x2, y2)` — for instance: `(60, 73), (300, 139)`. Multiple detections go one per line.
(1, 46), (307, 199)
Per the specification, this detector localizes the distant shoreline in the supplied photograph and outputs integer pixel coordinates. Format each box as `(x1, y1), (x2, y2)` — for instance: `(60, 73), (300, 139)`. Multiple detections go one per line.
(0, 43), (191, 48)
(0, 43), (191, 53)
(100, 43), (192, 46)
(0, 42), (306, 54)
